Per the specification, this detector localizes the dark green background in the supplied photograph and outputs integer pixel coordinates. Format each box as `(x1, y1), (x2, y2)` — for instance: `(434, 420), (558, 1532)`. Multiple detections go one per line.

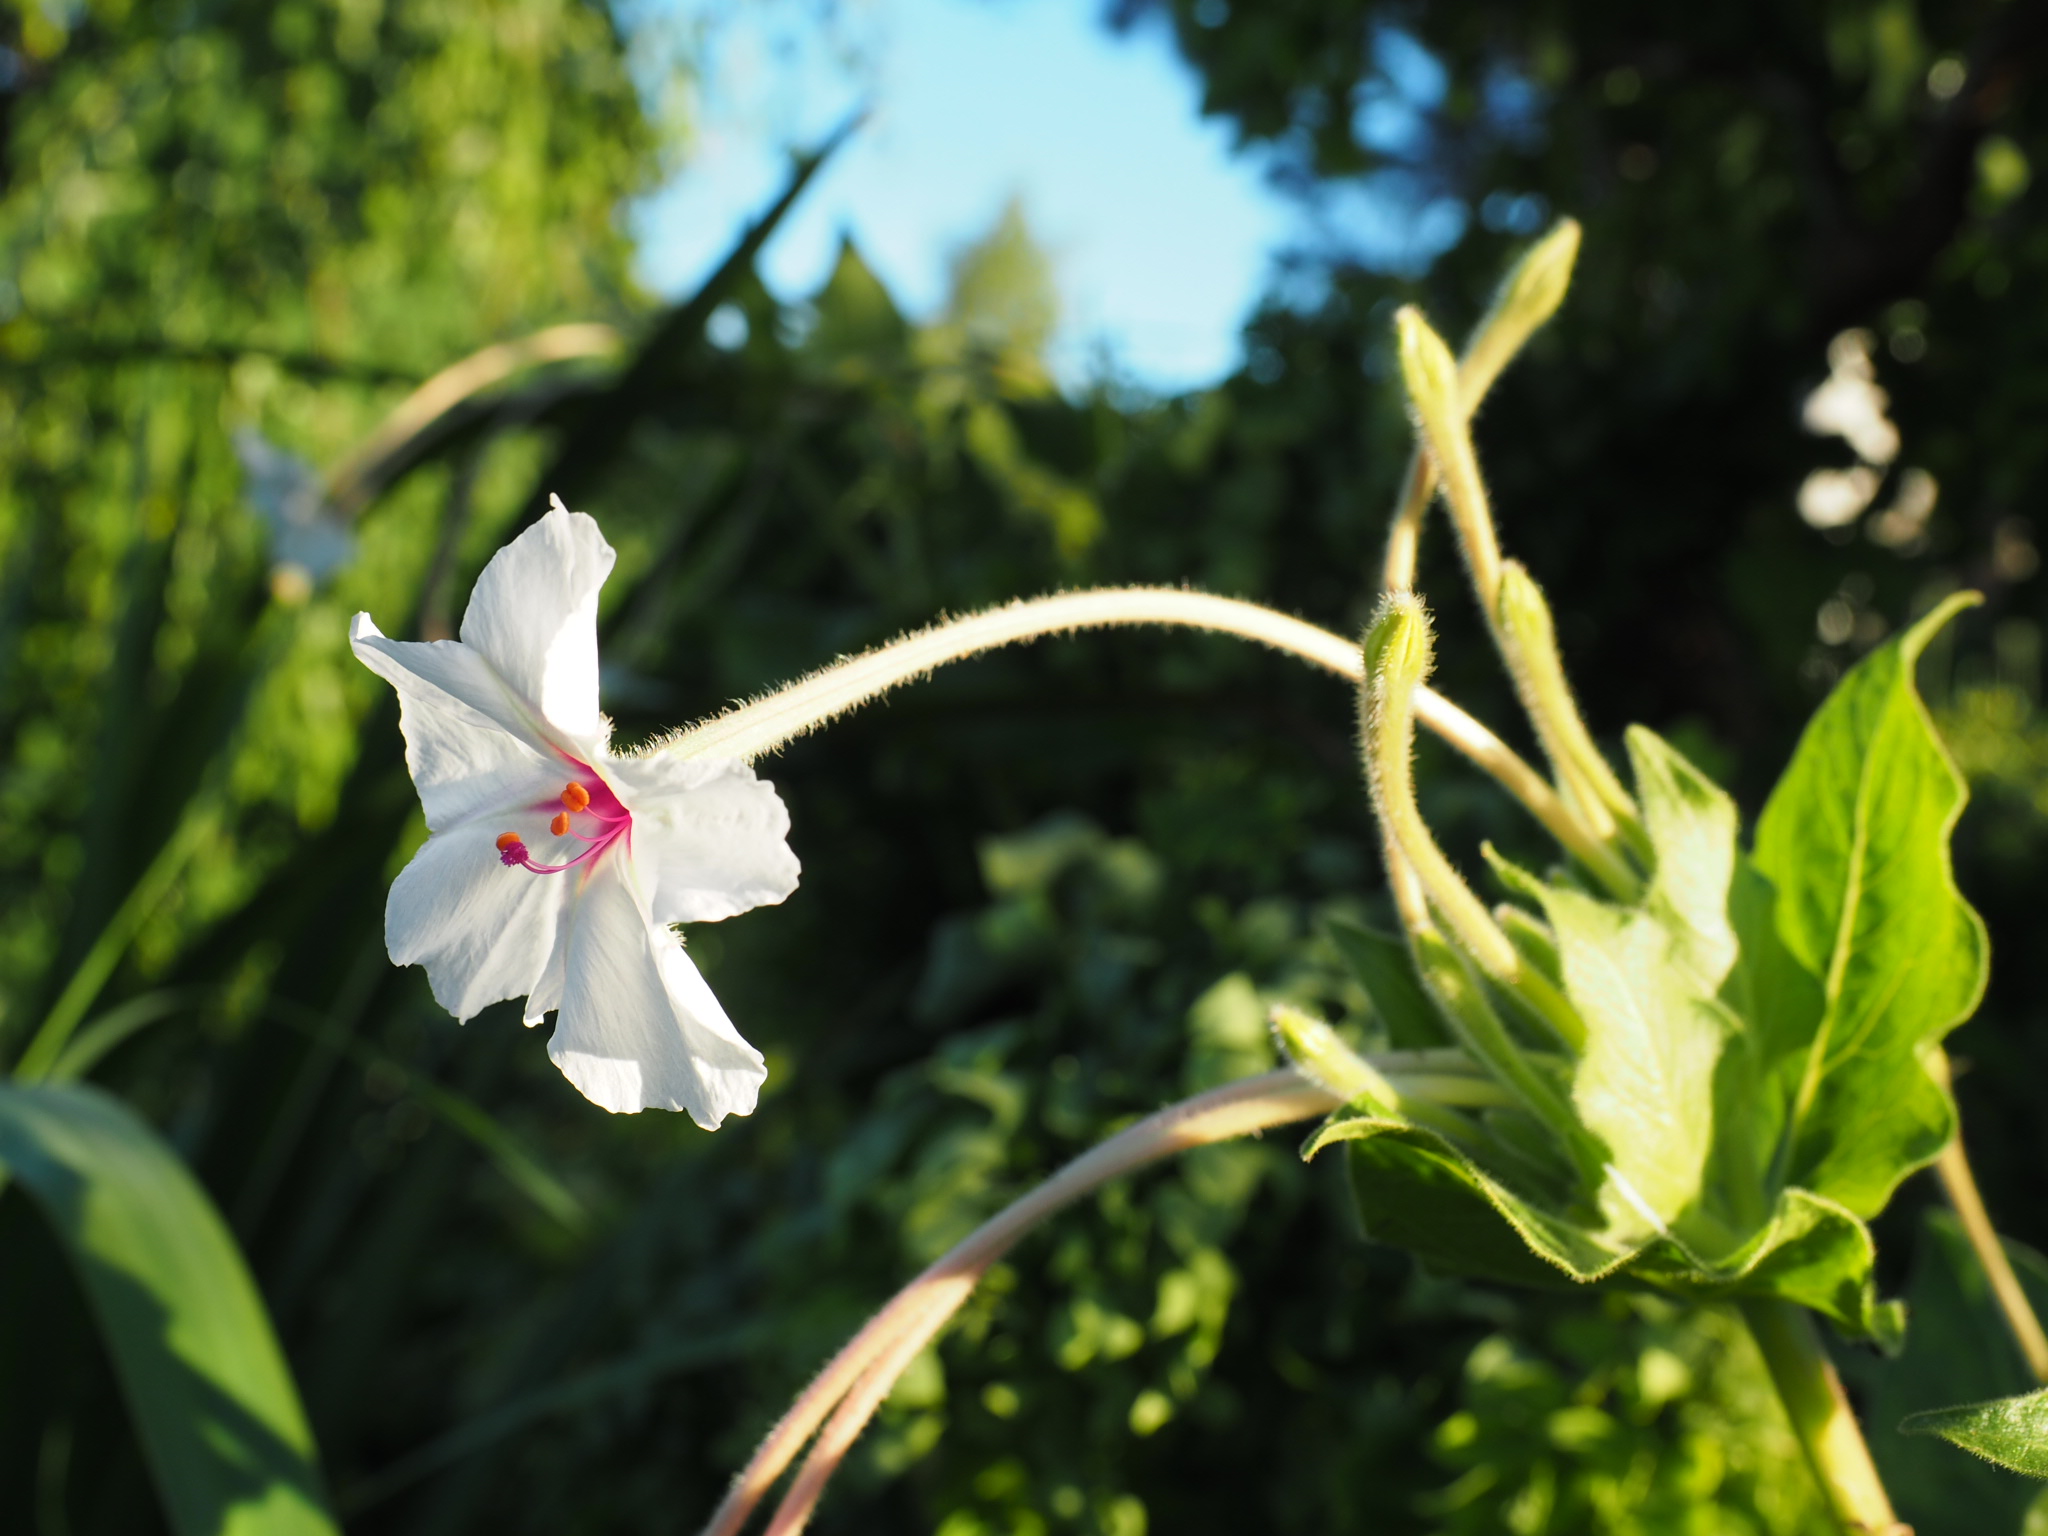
(2, 0), (2045, 1530)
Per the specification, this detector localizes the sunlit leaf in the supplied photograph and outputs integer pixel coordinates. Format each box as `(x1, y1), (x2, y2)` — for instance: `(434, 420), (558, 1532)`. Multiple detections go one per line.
(0, 1083), (339, 1536)
(1754, 592), (1988, 1217)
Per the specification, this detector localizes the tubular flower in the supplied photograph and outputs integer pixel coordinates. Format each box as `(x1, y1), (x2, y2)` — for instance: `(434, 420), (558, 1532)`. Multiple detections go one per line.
(349, 498), (799, 1126)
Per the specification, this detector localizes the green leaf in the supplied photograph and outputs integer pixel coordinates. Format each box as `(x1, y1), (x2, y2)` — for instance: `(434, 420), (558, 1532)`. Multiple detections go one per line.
(1327, 918), (1449, 1048)
(1901, 1388), (2048, 1479)
(0, 1082), (340, 1536)
(1306, 724), (1910, 1343)
(1537, 882), (1730, 1245)
(1754, 592), (1988, 1217)
(1307, 1111), (1898, 1342)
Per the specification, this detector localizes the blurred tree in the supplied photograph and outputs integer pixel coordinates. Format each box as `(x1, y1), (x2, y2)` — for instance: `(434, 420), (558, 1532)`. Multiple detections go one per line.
(2, 0), (2046, 1533)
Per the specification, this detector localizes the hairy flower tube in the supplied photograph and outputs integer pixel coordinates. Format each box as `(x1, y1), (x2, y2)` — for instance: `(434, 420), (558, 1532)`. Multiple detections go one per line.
(350, 498), (799, 1125)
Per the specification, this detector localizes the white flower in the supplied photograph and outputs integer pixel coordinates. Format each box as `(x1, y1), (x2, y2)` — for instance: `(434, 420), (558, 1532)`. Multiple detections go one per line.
(349, 497), (799, 1126)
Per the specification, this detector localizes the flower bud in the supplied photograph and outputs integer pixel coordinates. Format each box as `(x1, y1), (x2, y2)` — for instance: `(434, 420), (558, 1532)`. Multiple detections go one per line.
(1461, 219), (1582, 406)
(1394, 307), (1502, 603)
(1496, 560), (1639, 840)
(1271, 1005), (1399, 1107)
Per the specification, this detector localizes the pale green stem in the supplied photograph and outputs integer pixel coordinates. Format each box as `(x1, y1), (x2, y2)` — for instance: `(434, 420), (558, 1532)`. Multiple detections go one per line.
(1381, 445), (1436, 595)
(1360, 602), (1586, 1052)
(1495, 561), (1641, 843)
(1740, 1299), (1905, 1535)
(655, 590), (1591, 887)
(1931, 1053), (2048, 1382)
(702, 1069), (1341, 1536)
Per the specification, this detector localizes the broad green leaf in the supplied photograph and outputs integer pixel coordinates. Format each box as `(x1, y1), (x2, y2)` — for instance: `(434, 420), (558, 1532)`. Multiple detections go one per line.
(1326, 918), (1448, 1048)
(1307, 1111), (1897, 1342)
(1754, 592), (1988, 1217)
(1627, 726), (1739, 987)
(1901, 1389), (2048, 1478)
(0, 1083), (339, 1536)
(1537, 730), (1738, 1247)
(1538, 884), (1729, 1245)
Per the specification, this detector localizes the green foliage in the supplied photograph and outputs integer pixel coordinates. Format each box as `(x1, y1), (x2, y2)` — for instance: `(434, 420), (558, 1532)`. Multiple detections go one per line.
(1754, 593), (1988, 1218)
(1312, 602), (1985, 1344)
(0, 1082), (337, 1536)
(3, 1), (2046, 1532)
(1424, 1299), (1831, 1536)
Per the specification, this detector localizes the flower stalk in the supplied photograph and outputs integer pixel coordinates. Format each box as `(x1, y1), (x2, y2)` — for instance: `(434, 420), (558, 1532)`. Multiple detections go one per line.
(1383, 220), (1581, 594)
(1740, 1299), (1907, 1535)
(702, 1069), (1342, 1536)
(1931, 1054), (2048, 1382)
(1360, 597), (1587, 1053)
(1496, 561), (1643, 846)
(655, 588), (1596, 890)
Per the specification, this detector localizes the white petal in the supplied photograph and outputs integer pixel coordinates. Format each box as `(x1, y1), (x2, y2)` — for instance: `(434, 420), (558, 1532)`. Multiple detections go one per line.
(459, 500), (614, 744)
(387, 819), (572, 1021)
(350, 613), (564, 828)
(545, 858), (767, 1126)
(605, 753), (801, 924)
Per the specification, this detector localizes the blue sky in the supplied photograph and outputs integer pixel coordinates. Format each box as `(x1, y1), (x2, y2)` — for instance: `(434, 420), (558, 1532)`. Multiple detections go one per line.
(628, 0), (1484, 394)
(630, 0), (1293, 392)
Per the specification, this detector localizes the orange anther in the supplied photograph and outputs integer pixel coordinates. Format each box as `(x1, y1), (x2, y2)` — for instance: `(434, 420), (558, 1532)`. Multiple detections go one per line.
(550, 811), (571, 837)
(495, 831), (523, 851)
(561, 782), (591, 812)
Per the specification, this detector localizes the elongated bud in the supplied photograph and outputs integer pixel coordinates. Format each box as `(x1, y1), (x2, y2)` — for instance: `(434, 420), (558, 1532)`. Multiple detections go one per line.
(1380, 222), (1578, 597)
(1361, 596), (1590, 1052)
(1460, 219), (1582, 407)
(1495, 560), (1640, 841)
(1271, 1005), (1401, 1106)
(1394, 307), (1502, 604)
(1270, 1005), (1491, 1143)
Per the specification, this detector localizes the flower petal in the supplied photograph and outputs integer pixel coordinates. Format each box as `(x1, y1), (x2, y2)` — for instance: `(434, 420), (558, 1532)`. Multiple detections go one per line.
(459, 498), (614, 745)
(350, 614), (564, 828)
(545, 858), (767, 1126)
(605, 753), (801, 924)
(387, 819), (573, 1020)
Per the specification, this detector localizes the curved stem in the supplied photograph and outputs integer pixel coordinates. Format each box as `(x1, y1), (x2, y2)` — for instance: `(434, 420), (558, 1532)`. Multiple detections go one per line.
(1934, 1098), (2048, 1381)
(1740, 1299), (1904, 1534)
(326, 322), (623, 514)
(662, 588), (1359, 762)
(700, 1069), (1340, 1536)
(657, 586), (1605, 882)
(1381, 446), (1437, 594)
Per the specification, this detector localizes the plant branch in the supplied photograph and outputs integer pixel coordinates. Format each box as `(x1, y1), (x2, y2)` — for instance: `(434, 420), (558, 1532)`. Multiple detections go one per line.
(656, 586), (1609, 881)
(1935, 1113), (2048, 1382)
(1740, 1298), (1905, 1535)
(700, 1069), (1340, 1536)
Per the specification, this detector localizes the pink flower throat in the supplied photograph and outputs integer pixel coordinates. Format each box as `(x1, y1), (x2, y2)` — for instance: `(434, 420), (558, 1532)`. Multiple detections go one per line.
(495, 767), (630, 875)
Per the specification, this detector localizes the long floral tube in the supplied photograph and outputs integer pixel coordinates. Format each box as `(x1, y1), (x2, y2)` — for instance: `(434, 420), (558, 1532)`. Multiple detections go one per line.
(700, 1068), (1344, 1536)
(658, 586), (1624, 888)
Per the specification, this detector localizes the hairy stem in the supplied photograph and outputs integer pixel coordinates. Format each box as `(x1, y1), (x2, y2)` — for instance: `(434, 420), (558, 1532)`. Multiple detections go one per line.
(1741, 1299), (1905, 1535)
(701, 1070), (1339, 1536)
(657, 589), (1596, 876)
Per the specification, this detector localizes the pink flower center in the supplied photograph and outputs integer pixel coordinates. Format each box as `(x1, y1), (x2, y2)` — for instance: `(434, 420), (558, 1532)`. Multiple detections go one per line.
(494, 765), (630, 875)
